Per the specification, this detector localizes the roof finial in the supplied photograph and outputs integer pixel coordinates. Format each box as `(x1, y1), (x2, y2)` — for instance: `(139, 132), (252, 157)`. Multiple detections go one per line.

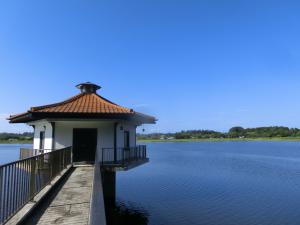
(76, 82), (101, 94)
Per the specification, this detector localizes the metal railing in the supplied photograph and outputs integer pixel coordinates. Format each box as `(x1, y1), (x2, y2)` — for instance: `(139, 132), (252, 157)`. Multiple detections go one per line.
(101, 145), (147, 165)
(19, 148), (46, 160)
(20, 149), (60, 160)
(0, 147), (72, 225)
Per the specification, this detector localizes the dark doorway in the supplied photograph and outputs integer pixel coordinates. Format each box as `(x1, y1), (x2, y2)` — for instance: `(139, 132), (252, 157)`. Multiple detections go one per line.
(39, 131), (45, 150)
(124, 131), (130, 148)
(73, 128), (97, 163)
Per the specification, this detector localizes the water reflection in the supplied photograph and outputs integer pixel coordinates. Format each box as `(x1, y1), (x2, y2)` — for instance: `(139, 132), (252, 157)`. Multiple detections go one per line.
(106, 201), (149, 225)
(102, 170), (149, 225)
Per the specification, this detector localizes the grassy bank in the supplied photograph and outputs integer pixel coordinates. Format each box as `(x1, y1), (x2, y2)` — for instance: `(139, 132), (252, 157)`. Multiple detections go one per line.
(0, 140), (32, 144)
(138, 137), (300, 142)
(2, 138), (300, 144)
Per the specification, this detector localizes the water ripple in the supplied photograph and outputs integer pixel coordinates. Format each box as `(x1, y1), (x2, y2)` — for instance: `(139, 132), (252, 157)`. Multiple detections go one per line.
(116, 142), (300, 225)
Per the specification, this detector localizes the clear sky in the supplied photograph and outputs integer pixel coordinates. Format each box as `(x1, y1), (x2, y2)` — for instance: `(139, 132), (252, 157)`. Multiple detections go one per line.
(1, 0), (300, 133)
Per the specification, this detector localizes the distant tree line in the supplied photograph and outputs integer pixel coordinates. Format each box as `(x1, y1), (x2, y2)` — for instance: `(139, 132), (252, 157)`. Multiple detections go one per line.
(137, 126), (300, 140)
(0, 132), (33, 141)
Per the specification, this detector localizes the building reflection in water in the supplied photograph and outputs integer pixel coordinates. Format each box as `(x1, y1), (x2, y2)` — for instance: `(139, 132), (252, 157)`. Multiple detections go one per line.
(106, 201), (149, 225)
(102, 171), (149, 225)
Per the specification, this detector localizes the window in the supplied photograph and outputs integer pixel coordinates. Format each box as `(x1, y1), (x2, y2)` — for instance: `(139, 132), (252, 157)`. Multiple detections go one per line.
(39, 131), (45, 150)
(124, 131), (130, 148)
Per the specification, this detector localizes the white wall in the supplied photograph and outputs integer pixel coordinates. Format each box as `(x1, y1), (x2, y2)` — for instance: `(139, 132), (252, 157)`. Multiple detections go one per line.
(30, 120), (53, 150)
(116, 123), (137, 148)
(55, 121), (138, 163)
(55, 121), (115, 152)
(29, 120), (138, 161)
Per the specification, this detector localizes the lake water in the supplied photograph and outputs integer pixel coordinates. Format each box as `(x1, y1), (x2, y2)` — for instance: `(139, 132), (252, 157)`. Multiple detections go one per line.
(0, 144), (32, 165)
(115, 141), (300, 225)
(2, 142), (300, 225)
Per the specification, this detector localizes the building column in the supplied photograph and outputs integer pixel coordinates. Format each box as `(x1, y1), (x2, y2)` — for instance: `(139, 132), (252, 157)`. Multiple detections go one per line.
(114, 123), (118, 162)
(50, 122), (55, 150)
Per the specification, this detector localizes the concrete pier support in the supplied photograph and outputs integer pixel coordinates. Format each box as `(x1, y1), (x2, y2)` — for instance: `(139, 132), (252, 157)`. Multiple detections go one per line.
(101, 171), (116, 207)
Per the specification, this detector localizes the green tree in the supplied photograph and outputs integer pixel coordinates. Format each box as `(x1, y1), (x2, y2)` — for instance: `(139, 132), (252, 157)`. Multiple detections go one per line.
(228, 127), (245, 138)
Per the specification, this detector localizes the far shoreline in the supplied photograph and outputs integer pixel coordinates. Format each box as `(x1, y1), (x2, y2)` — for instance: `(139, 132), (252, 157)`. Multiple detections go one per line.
(138, 137), (300, 142)
(1, 138), (300, 145)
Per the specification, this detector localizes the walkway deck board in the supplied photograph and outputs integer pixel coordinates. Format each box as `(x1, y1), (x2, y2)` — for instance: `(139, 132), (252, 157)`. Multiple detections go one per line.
(23, 166), (94, 225)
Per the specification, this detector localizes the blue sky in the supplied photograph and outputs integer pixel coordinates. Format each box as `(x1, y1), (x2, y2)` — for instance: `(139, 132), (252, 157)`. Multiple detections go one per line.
(1, 0), (300, 133)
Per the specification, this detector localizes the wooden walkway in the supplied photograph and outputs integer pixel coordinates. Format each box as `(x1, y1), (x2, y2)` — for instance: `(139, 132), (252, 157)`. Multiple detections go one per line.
(22, 166), (94, 225)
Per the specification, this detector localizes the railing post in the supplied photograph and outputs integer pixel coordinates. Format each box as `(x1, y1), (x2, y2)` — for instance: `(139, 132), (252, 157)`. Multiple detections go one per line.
(29, 159), (36, 200)
(49, 153), (53, 182)
(139, 146), (141, 158)
(66, 148), (68, 167)
(59, 150), (62, 172)
(114, 147), (117, 164)
(0, 167), (3, 224)
(122, 148), (125, 165)
(63, 149), (65, 169)
(114, 148), (116, 163)
(143, 146), (145, 158)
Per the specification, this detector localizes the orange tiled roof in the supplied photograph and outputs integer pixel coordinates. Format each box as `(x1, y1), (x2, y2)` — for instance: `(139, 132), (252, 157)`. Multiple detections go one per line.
(8, 83), (156, 124)
(30, 93), (133, 114)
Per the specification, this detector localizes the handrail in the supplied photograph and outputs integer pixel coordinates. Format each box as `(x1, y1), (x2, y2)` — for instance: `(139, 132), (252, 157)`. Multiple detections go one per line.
(0, 147), (72, 225)
(19, 149), (54, 160)
(1, 148), (67, 167)
(20, 148), (40, 161)
(101, 145), (147, 165)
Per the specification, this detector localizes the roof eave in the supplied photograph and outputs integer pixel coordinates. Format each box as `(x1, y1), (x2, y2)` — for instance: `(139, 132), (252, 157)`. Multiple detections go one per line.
(8, 112), (33, 124)
(131, 112), (157, 124)
(8, 111), (157, 124)
(8, 112), (156, 124)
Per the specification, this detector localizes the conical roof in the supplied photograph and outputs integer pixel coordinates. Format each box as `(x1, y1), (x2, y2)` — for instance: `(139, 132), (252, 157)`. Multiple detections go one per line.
(30, 93), (132, 114)
(8, 83), (156, 124)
